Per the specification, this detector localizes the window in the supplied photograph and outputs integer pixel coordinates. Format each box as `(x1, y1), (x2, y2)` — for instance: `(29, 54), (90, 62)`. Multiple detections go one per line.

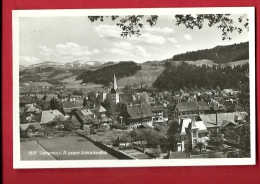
(193, 133), (196, 137)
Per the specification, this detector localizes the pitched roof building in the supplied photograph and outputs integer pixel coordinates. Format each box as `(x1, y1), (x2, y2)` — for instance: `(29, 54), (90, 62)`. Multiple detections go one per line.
(40, 109), (64, 125)
(118, 103), (153, 127)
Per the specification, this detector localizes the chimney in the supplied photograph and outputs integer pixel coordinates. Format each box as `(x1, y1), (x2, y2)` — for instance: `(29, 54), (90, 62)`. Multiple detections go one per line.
(178, 118), (181, 125)
(140, 104), (142, 108)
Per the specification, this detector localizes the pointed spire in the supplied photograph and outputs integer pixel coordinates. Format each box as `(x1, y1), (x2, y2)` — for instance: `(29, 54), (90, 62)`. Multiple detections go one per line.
(113, 73), (117, 90)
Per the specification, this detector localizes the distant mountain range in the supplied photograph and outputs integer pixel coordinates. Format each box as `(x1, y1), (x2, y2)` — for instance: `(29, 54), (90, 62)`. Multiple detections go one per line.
(20, 60), (107, 70)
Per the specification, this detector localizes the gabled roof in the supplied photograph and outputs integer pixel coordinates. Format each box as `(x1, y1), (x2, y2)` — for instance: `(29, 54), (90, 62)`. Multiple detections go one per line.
(126, 104), (153, 119)
(198, 112), (243, 128)
(20, 96), (37, 104)
(26, 107), (41, 114)
(62, 101), (77, 109)
(226, 103), (243, 112)
(150, 106), (164, 112)
(20, 122), (41, 131)
(71, 115), (81, 126)
(40, 110), (63, 124)
(175, 101), (210, 112)
(81, 109), (93, 117)
(179, 118), (191, 135)
(40, 95), (52, 102)
(93, 105), (106, 113)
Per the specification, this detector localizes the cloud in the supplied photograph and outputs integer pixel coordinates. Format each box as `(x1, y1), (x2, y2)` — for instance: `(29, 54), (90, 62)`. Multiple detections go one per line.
(94, 24), (165, 44)
(168, 37), (178, 43)
(94, 24), (121, 38)
(39, 42), (100, 58)
(130, 33), (166, 44)
(20, 56), (40, 66)
(175, 44), (182, 48)
(144, 25), (174, 34)
(105, 41), (151, 58)
(183, 34), (192, 41)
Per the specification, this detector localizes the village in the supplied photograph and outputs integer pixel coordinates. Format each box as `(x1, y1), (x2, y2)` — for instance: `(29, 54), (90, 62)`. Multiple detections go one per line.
(19, 73), (249, 160)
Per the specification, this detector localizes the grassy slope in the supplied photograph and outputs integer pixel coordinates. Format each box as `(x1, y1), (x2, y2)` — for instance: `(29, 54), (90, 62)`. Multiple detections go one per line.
(117, 63), (164, 87)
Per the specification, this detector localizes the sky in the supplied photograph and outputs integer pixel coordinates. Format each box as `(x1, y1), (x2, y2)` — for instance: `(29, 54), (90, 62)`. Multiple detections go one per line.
(19, 14), (249, 66)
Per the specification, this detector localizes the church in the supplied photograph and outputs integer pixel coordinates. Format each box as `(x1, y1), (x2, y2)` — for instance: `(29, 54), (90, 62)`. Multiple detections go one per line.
(111, 74), (119, 104)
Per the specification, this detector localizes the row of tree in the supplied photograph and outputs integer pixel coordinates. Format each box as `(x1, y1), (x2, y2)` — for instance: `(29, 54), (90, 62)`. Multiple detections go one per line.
(153, 62), (249, 90)
(172, 42), (249, 64)
(76, 61), (141, 86)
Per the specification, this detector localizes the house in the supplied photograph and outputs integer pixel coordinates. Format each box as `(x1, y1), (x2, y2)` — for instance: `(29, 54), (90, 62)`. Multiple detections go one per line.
(61, 101), (82, 115)
(197, 112), (245, 136)
(90, 105), (107, 119)
(150, 106), (164, 122)
(40, 109), (64, 126)
(20, 122), (41, 138)
(57, 92), (70, 101)
(70, 115), (82, 129)
(19, 95), (38, 107)
(72, 109), (95, 127)
(171, 101), (211, 119)
(173, 118), (209, 152)
(118, 103), (153, 128)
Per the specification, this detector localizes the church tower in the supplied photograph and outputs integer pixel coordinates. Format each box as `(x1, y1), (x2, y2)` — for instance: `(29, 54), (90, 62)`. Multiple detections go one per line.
(111, 74), (119, 104)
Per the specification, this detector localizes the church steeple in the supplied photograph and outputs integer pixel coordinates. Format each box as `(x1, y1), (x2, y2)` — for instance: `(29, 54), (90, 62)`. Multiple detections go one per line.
(113, 73), (117, 90)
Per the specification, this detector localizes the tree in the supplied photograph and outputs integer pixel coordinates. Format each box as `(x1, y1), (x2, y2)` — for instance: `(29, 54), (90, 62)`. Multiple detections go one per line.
(197, 142), (204, 153)
(83, 97), (87, 106)
(52, 114), (66, 131)
(119, 132), (131, 146)
(216, 86), (221, 92)
(139, 92), (149, 106)
(208, 132), (224, 151)
(124, 84), (132, 90)
(88, 14), (249, 40)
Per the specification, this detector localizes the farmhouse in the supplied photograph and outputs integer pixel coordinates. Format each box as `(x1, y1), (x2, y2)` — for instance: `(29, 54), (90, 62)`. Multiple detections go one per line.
(40, 109), (64, 126)
(19, 95), (38, 107)
(197, 112), (245, 136)
(174, 118), (209, 152)
(61, 101), (83, 115)
(171, 101), (211, 119)
(118, 103), (153, 127)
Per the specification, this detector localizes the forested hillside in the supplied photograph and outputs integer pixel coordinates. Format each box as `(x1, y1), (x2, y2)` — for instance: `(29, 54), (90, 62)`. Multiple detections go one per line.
(153, 62), (249, 90)
(172, 42), (249, 64)
(76, 61), (141, 86)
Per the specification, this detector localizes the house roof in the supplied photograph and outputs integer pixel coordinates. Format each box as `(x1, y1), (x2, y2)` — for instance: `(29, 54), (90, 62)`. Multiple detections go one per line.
(198, 112), (244, 128)
(180, 118), (191, 135)
(40, 110), (63, 124)
(126, 104), (153, 119)
(20, 96), (37, 104)
(175, 101), (210, 112)
(40, 95), (52, 102)
(71, 115), (81, 126)
(62, 101), (78, 109)
(81, 109), (93, 117)
(20, 122), (41, 131)
(226, 104), (243, 112)
(93, 105), (106, 113)
(150, 106), (164, 112)
(26, 107), (41, 114)
(58, 93), (70, 98)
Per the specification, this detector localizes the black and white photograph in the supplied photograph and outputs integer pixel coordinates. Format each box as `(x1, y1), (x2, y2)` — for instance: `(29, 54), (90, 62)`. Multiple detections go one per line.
(13, 7), (255, 168)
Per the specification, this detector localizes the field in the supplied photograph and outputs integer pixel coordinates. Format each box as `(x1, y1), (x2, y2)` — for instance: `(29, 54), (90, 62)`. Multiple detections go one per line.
(61, 76), (104, 91)
(33, 135), (118, 160)
(117, 63), (164, 87)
